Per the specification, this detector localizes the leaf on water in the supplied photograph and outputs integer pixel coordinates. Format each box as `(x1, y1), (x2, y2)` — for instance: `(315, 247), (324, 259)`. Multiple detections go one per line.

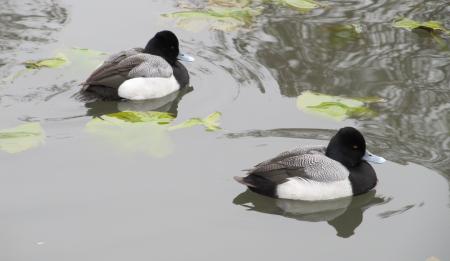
(297, 91), (383, 121)
(274, 0), (325, 12)
(0, 123), (45, 154)
(65, 47), (109, 70)
(85, 111), (220, 157)
(169, 112), (222, 131)
(106, 111), (175, 125)
(325, 23), (363, 40)
(352, 24), (363, 33)
(209, 0), (251, 8)
(393, 18), (450, 34)
(24, 53), (69, 69)
(85, 112), (175, 158)
(162, 7), (262, 32)
(71, 47), (108, 57)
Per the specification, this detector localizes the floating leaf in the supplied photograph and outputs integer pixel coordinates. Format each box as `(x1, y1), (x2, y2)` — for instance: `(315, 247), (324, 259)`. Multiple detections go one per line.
(169, 112), (222, 131)
(325, 23), (363, 40)
(352, 24), (363, 33)
(209, 0), (251, 8)
(297, 91), (383, 121)
(393, 18), (450, 34)
(24, 53), (68, 69)
(64, 47), (108, 70)
(70, 47), (108, 57)
(85, 111), (221, 157)
(0, 123), (45, 154)
(162, 7), (262, 32)
(85, 112), (175, 158)
(272, 0), (324, 12)
(106, 111), (175, 124)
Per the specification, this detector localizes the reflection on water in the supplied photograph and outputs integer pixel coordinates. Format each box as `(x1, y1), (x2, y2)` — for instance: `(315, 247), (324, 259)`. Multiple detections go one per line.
(233, 190), (388, 238)
(0, 0), (68, 77)
(83, 86), (193, 118)
(226, 0), (450, 176)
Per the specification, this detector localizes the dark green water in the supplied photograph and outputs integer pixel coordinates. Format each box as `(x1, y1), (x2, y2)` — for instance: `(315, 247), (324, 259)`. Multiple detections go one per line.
(0, 0), (449, 260)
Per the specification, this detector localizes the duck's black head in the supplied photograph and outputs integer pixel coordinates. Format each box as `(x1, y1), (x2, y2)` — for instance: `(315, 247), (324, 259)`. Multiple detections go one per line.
(144, 30), (180, 65)
(326, 127), (367, 168)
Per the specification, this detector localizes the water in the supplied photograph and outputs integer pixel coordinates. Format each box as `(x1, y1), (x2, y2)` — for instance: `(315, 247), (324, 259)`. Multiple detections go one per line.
(0, 0), (449, 260)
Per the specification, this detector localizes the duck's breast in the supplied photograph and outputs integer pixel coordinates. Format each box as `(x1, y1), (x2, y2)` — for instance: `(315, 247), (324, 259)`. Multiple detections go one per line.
(276, 177), (353, 201)
(118, 75), (179, 100)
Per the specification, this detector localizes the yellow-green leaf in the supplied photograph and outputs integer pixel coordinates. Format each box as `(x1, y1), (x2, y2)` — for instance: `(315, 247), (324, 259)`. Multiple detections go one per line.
(272, 0), (324, 12)
(209, 0), (251, 8)
(297, 91), (382, 121)
(393, 18), (450, 34)
(24, 53), (68, 69)
(0, 123), (45, 154)
(85, 112), (175, 158)
(162, 7), (262, 32)
(70, 47), (108, 57)
(106, 111), (175, 124)
(169, 112), (222, 131)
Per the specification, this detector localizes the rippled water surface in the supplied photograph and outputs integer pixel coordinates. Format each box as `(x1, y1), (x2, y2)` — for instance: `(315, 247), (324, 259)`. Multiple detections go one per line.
(1, 0), (449, 260)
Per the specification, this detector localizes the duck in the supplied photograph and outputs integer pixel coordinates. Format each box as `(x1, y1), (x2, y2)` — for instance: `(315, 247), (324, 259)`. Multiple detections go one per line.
(234, 127), (386, 201)
(81, 30), (194, 101)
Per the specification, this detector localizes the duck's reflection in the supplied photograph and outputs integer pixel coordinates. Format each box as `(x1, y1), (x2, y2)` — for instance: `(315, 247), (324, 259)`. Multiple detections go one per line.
(233, 190), (387, 238)
(84, 86), (193, 118)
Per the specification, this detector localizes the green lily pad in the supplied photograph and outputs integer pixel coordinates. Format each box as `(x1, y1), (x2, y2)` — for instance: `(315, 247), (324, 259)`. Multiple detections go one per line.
(393, 18), (450, 34)
(24, 53), (68, 69)
(297, 91), (383, 121)
(0, 123), (45, 154)
(162, 7), (262, 32)
(85, 112), (176, 158)
(169, 112), (222, 131)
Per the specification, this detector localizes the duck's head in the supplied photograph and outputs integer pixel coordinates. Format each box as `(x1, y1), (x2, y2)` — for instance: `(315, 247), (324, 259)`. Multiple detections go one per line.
(326, 127), (385, 168)
(144, 30), (194, 65)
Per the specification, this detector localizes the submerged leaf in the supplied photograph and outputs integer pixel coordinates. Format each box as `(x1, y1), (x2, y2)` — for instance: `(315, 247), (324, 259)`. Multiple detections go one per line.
(169, 112), (222, 131)
(64, 47), (108, 70)
(283, 0), (321, 9)
(85, 111), (221, 157)
(272, 0), (324, 12)
(0, 123), (45, 154)
(209, 0), (251, 8)
(85, 112), (175, 158)
(393, 18), (450, 34)
(24, 53), (68, 69)
(297, 91), (382, 121)
(162, 7), (262, 32)
(71, 47), (108, 57)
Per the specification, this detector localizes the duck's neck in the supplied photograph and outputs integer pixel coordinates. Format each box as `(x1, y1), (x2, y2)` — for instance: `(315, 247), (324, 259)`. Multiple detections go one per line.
(172, 61), (189, 87)
(144, 42), (176, 66)
(348, 162), (378, 195)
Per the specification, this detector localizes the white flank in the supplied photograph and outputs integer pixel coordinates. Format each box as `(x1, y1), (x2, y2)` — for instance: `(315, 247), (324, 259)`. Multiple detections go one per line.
(276, 178), (353, 201)
(118, 76), (179, 101)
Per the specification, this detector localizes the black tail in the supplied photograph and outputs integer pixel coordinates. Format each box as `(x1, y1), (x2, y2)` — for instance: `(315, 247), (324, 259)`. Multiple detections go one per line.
(234, 175), (277, 198)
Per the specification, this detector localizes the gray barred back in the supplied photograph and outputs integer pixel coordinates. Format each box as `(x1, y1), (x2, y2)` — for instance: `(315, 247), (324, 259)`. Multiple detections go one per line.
(82, 48), (173, 91)
(249, 145), (349, 182)
(104, 48), (144, 64)
(127, 54), (172, 78)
